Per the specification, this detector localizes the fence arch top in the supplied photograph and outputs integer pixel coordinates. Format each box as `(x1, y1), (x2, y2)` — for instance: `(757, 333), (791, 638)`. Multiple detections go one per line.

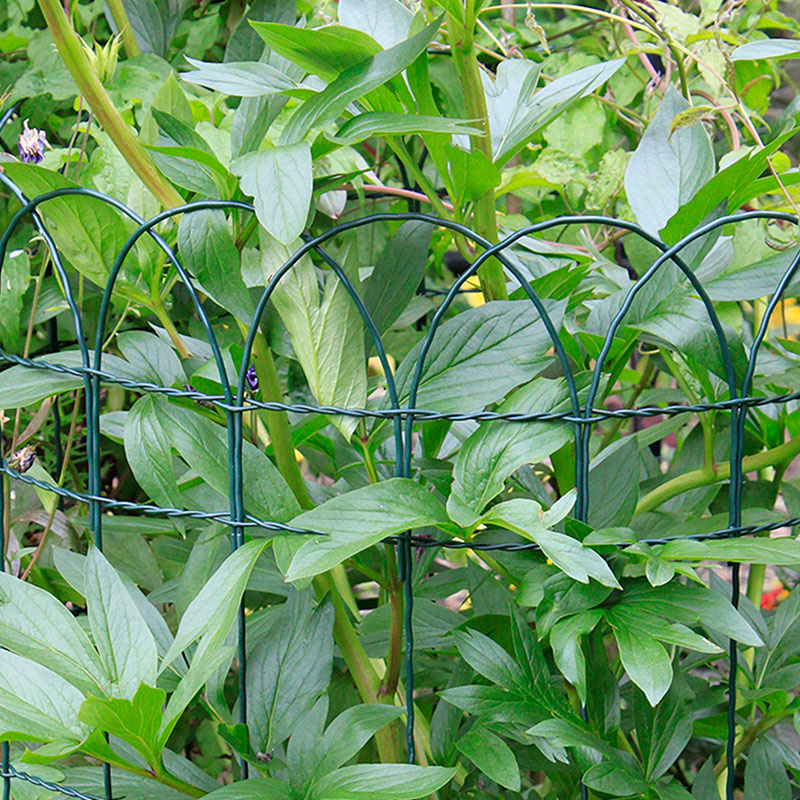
(1, 174), (800, 800)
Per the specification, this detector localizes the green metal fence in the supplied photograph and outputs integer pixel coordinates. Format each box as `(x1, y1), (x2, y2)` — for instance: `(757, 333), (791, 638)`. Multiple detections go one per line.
(1, 133), (800, 799)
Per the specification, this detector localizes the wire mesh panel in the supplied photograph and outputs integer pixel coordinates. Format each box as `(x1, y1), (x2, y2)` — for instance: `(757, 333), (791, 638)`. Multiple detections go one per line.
(1, 167), (799, 800)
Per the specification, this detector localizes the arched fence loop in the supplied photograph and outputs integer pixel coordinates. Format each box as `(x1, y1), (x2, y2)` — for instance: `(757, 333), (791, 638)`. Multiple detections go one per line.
(0, 163), (798, 800)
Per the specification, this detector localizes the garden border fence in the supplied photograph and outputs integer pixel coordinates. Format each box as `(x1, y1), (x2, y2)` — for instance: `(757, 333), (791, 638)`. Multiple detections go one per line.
(1, 118), (800, 800)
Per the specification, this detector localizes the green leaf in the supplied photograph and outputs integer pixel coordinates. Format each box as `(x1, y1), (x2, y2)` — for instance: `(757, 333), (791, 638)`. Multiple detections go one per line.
(85, 548), (158, 699)
(456, 727), (520, 791)
(279, 17), (442, 144)
(232, 143), (312, 245)
(0, 650), (88, 744)
(732, 39), (800, 61)
(445, 145), (502, 206)
(271, 255), (366, 438)
(203, 778), (293, 800)
(285, 479), (450, 581)
(124, 395), (300, 522)
(247, 592), (334, 753)
(0, 248), (29, 351)
(178, 209), (254, 320)
(329, 111), (481, 145)
(494, 59), (624, 166)
(362, 220), (432, 342)
(624, 87), (715, 236)
(487, 496), (621, 588)
(78, 684), (165, 769)
(0, 572), (108, 696)
(449, 378), (571, 519)
(608, 612), (672, 705)
(251, 22), (381, 82)
(587, 437), (639, 528)
(744, 738), (791, 800)
(161, 539), (271, 671)
(661, 537), (800, 566)
(317, 704), (405, 776)
(338, 0), (413, 49)
(313, 764), (456, 799)
(451, 628), (526, 693)
(582, 760), (648, 796)
(116, 331), (184, 387)
(393, 300), (564, 412)
(550, 610), (603, 701)
(1, 163), (133, 288)
(181, 56), (295, 96)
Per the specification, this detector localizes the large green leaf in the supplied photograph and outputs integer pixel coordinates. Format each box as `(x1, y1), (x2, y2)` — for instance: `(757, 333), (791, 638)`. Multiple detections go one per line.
(493, 59), (624, 166)
(661, 537), (800, 566)
(251, 22), (381, 82)
(451, 629), (526, 694)
(271, 256), (366, 438)
(279, 17), (442, 144)
(161, 539), (271, 671)
(85, 548), (158, 699)
(487, 496), (621, 588)
(624, 87), (715, 237)
(456, 727), (520, 791)
(181, 57), (295, 96)
(0, 572), (108, 696)
(116, 331), (184, 387)
(0, 650), (88, 743)
(124, 395), (300, 522)
(79, 684), (165, 769)
(338, 0), (413, 49)
(313, 764), (456, 799)
(1, 163), (133, 288)
(449, 378), (571, 520)
(392, 300), (564, 412)
(549, 610), (603, 701)
(177, 209), (254, 320)
(731, 39), (800, 60)
(285, 479), (450, 581)
(232, 142), (312, 245)
(247, 591), (334, 753)
(317, 705), (405, 777)
(0, 248), (29, 351)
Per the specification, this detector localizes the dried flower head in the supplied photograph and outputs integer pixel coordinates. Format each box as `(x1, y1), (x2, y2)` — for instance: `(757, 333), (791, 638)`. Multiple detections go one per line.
(7, 445), (36, 473)
(17, 120), (50, 165)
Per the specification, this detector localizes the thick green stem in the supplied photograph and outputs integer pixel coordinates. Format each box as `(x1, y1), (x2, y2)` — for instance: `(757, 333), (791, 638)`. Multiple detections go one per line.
(446, 11), (507, 302)
(106, 0), (140, 57)
(152, 301), (191, 359)
(636, 432), (800, 515)
(37, 0), (183, 210)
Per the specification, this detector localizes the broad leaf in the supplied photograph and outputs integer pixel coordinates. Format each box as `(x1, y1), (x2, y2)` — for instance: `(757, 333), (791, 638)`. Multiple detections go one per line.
(732, 39), (800, 60)
(661, 537), (800, 566)
(79, 684), (165, 769)
(204, 778), (293, 800)
(393, 300), (565, 412)
(247, 591), (334, 753)
(449, 378), (570, 519)
(313, 764), (456, 799)
(279, 17), (442, 144)
(624, 88), (715, 236)
(232, 142), (312, 245)
(182, 56), (295, 96)
(0, 572), (108, 696)
(116, 331), (184, 387)
(338, 0), (413, 49)
(85, 548), (158, 699)
(0, 650), (88, 744)
(456, 727), (520, 791)
(285, 479), (450, 581)
(161, 539), (271, 670)
(330, 112), (481, 145)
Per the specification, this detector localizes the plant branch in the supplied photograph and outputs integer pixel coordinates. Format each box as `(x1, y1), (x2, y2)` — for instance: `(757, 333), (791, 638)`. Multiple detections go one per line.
(636, 433), (800, 515)
(105, 0), (140, 57)
(37, 0), (183, 210)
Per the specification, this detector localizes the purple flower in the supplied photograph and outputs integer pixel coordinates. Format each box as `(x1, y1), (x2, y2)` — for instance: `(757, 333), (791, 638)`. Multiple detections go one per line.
(246, 364), (259, 393)
(18, 119), (49, 165)
(8, 445), (36, 473)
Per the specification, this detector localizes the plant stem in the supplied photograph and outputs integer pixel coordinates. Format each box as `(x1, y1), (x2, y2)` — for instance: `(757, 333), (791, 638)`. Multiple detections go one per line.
(37, 0), (183, 210)
(636, 433), (800, 515)
(446, 10), (507, 302)
(152, 301), (191, 359)
(105, 0), (140, 57)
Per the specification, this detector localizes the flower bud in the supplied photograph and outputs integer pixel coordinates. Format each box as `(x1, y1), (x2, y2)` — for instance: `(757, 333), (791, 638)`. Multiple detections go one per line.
(8, 445), (36, 473)
(80, 34), (122, 85)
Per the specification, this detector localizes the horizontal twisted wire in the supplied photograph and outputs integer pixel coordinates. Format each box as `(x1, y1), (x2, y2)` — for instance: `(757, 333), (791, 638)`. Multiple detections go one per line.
(0, 464), (324, 535)
(2, 350), (799, 423)
(0, 767), (103, 800)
